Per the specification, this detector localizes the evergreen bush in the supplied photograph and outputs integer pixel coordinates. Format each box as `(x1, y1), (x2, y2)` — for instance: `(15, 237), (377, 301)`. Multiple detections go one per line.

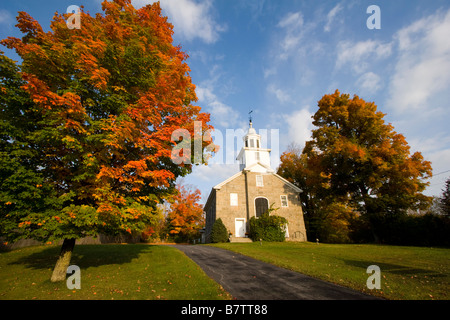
(210, 218), (229, 243)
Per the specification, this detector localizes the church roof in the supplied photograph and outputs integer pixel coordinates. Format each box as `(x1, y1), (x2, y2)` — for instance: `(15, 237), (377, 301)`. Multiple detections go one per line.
(272, 173), (302, 193)
(213, 171), (243, 189)
(212, 170), (302, 193)
(247, 126), (257, 136)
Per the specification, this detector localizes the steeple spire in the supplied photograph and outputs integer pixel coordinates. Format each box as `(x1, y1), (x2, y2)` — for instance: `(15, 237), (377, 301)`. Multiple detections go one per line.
(236, 121), (273, 173)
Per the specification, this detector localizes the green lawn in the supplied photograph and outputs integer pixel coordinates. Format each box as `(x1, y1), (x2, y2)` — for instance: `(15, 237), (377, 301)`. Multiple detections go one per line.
(209, 242), (449, 300)
(0, 244), (230, 300)
(2, 242), (448, 300)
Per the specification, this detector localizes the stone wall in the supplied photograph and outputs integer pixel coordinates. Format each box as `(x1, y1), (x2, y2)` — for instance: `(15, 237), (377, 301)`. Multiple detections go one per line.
(206, 171), (307, 242)
(204, 189), (217, 243)
(215, 172), (248, 237)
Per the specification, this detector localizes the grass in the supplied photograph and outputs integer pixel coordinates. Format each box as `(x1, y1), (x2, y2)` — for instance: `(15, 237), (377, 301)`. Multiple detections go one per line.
(0, 244), (230, 300)
(2, 242), (447, 300)
(209, 242), (450, 300)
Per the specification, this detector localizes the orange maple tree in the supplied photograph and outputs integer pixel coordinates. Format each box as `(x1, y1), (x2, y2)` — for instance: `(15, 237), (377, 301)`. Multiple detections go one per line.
(167, 182), (204, 242)
(278, 90), (432, 242)
(1, 0), (212, 281)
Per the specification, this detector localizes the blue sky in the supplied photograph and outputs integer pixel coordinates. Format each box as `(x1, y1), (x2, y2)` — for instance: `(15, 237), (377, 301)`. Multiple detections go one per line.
(1, 1), (450, 203)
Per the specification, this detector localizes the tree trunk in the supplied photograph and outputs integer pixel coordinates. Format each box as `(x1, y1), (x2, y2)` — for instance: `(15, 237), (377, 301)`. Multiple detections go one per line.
(358, 185), (380, 243)
(51, 238), (76, 282)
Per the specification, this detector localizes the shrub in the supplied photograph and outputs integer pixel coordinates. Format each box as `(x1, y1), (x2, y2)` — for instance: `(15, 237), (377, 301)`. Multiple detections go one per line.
(348, 212), (450, 246)
(249, 212), (288, 242)
(210, 218), (229, 243)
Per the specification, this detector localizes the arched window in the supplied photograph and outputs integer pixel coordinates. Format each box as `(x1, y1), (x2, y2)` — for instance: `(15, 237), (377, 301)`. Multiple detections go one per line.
(255, 197), (269, 218)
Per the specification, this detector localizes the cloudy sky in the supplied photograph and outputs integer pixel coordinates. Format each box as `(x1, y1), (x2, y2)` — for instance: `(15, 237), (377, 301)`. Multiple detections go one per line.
(1, 0), (450, 203)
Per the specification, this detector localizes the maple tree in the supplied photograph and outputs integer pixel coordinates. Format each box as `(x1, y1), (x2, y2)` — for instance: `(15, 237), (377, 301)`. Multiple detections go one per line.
(277, 143), (325, 220)
(278, 144), (356, 242)
(278, 90), (432, 242)
(0, 0), (213, 281)
(1, 52), (66, 246)
(167, 182), (204, 242)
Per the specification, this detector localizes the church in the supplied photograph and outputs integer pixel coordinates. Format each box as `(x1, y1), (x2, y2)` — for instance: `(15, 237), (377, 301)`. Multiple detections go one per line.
(203, 121), (307, 243)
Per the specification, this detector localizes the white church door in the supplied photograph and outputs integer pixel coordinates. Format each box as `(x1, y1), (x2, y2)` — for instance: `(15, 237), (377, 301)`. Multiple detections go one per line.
(235, 219), (246, 237)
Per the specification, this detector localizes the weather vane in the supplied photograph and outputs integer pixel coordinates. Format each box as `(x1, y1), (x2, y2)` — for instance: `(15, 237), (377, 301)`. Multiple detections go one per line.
(248, 110), (253, 126)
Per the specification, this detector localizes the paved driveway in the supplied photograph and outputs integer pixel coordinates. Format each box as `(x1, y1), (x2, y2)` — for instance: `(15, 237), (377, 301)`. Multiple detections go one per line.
(172, 245), (380, 300)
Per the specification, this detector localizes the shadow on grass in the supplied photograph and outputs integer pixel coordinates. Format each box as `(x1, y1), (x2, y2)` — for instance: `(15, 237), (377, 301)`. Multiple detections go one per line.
(8, 244), (154, 270)
(342, 259), (446, 278)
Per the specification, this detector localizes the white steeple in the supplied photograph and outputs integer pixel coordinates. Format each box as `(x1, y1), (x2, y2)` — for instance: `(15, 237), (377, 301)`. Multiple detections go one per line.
(236, 120), (273, 173)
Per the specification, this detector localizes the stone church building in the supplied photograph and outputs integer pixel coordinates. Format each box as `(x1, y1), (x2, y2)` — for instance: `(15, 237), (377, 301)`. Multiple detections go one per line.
(203, 121), (307, 243)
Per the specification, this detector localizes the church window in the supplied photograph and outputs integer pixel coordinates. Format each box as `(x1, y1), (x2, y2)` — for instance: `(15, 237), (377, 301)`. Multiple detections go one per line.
(230, 193), (238, 206)
(255, 197), (269, 217)
(280, 195), (288, 207)
(256, 175), (263, 187)
(256, 152), (260, 161)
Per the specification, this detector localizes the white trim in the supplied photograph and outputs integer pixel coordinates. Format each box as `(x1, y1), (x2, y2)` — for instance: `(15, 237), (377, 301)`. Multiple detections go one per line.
(280, 195), (288, 207)
(230, 193), (238, 206)
(256, 175), (264, 187)
(284, 224), (289, 238)
(243, 162), (275, 173)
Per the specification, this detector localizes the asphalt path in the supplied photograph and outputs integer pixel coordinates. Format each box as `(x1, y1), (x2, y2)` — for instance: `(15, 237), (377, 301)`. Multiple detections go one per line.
(172, 245), (380, 300)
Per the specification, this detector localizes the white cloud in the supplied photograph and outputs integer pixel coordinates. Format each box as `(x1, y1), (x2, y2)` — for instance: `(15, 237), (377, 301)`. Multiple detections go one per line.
(282, 108), (314, 148)
(387, 8), (450, 112)
(263, 67), (277, 79)
(409, 134), (450, 155)
(196, 85), (245, 129)
(267, 84), (291, 103)
(133, 0), (225, 43)
(357, 72), (382, 94)
(266, 9), (324, 86)
(190, 163), (239, 182)
(0, 9), (13, 27)
(336, 39), (392, 73)
(185, 163), (240, 203)
(276, 11), (305, 60)
(194, 62), (245, 130)
(423, 148), (450, 197)
(278, 11), (303, 29)
(324, 3), (343, 32)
